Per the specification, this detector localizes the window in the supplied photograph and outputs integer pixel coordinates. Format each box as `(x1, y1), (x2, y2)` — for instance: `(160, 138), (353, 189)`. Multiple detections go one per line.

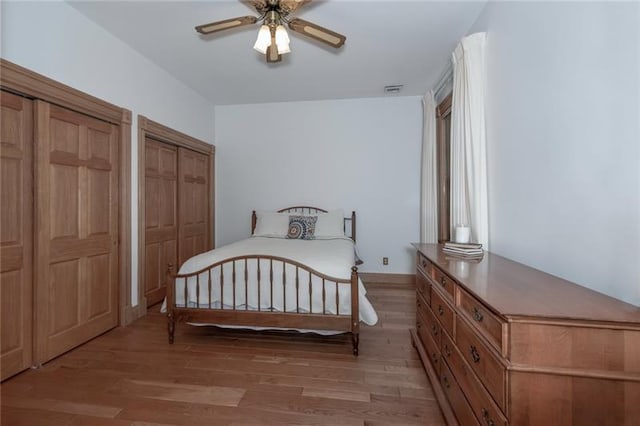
(436, 94), (452, 243)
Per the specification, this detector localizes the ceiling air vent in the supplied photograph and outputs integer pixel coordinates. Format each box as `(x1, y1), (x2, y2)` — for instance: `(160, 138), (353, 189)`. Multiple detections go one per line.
(384, 85), (403, 94)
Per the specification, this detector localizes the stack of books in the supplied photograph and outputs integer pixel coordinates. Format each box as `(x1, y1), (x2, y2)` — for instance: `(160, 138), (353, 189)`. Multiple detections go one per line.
(442, 241), (484, 258)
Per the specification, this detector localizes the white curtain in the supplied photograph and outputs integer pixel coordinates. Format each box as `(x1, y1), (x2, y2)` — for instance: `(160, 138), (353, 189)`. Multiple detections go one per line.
(450, 32), (489, 248)
(420, 91), (438, 243)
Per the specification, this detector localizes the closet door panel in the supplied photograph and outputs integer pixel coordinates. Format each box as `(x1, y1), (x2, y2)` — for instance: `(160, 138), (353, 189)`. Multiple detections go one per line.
(35, 102), (119, 364)
(87, 253), (111, 319)
(144, 138), (177, 307)
(144, 243), (160, 296)
(48, 260), (80, 335)
(49, 164), (79, 239)
(178, 148), (210, 265)
(87, 169), (112, 235)
(0, 91), (33, 380)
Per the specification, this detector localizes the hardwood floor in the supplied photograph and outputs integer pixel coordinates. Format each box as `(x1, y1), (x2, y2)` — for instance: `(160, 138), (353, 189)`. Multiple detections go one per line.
(1, 281), (444, 425)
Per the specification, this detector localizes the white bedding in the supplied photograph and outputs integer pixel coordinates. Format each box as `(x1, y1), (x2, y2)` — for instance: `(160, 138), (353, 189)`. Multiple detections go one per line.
(162, 236), (378, 328)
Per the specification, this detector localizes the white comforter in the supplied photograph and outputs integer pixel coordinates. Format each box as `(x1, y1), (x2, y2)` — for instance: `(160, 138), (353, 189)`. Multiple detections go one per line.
(166, 236), (378, 326)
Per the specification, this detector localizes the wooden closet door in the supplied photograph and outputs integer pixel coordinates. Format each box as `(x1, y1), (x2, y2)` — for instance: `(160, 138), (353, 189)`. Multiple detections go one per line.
(178, 147), (210, 265)
(144, 138), (177, 307)
(1, 91), (33, 380)
(34, 101), (119, 363)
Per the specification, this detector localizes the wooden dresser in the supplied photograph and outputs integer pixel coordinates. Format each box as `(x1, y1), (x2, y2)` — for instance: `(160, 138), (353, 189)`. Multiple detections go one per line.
(411, 244), (640, 426)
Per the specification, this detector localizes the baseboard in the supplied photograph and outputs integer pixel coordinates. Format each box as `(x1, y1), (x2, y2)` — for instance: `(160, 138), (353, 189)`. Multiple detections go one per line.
(359, 272), (415, 288)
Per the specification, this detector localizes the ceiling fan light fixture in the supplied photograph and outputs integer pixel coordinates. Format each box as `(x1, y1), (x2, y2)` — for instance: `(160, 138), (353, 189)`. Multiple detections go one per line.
(275, 25), (290, 54)
(253, 25), (271, 54)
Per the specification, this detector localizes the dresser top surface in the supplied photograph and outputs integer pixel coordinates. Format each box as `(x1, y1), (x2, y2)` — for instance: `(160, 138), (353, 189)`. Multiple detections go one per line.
(414, 244), (640, 324)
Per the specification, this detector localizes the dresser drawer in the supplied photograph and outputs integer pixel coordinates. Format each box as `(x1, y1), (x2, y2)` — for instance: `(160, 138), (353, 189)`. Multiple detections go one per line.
(442, 331), (507, 426)
(416, 252), (434, 279)
(416, 270), (431, 306)
(458, 288), (505, 353)
(417, 309), (442, 375)
(432, 266), (455, 301)
(456, 317), (507, 411)
(440, 359), (480, 426)
(416, 289), (429, 318)
(509, 322), (640, 372)
(431, 287), (455, 338)
(420, 297), (442, 349)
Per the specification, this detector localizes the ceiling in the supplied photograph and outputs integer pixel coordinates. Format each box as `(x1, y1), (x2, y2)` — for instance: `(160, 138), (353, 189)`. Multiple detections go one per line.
(69, 1), (486, 106)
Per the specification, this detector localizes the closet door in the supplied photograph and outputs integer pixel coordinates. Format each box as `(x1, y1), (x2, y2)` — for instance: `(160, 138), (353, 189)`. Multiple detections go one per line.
(178, 147), (211, 265)
(144, 138), (178, 307)
(1, 91), (33, 380)
(34, 102), (119, 363)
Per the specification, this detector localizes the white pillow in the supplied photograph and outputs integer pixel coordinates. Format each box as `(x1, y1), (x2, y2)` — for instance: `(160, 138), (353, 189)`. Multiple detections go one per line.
(314, 209), (345, 238)
(254, 211), (289, 237)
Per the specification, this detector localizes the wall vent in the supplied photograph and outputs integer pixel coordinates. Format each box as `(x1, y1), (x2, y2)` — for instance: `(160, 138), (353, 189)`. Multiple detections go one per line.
(384, 85), (403, 94)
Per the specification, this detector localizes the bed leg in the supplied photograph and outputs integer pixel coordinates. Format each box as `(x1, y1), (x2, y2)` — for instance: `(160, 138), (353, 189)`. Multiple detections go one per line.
(352, 333), (359, 356)
(168, 311), (175, 344)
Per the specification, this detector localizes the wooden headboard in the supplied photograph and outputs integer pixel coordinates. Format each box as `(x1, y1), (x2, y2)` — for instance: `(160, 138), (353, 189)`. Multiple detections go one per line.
(251, 206), (356, 242)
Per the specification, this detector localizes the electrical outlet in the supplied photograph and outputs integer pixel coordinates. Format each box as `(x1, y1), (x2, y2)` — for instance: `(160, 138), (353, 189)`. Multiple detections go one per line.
(382, 257), (389, 266)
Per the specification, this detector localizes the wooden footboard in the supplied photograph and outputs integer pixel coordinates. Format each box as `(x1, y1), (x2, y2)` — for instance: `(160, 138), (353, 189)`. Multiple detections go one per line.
(166, 256), (361, 355)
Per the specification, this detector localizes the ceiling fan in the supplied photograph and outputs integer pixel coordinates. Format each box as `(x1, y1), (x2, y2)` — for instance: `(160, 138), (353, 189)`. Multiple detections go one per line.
(195, 0), (346, 63)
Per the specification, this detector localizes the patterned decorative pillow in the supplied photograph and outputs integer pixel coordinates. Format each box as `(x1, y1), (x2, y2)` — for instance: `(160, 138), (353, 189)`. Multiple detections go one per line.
(286, 215), (317, 240)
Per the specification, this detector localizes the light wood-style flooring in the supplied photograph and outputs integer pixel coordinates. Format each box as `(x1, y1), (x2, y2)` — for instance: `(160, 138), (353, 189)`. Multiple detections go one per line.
(1, 281), (444, 425)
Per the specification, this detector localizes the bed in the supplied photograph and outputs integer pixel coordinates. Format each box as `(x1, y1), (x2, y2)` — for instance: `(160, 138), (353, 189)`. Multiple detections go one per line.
(165, 206), (378, 355)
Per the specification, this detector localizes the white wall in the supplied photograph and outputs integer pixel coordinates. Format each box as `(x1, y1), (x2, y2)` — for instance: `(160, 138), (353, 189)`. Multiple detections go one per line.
(215, 96), (422, 274)
(468, 1), (640, 306)
(1, 1), (216, 305)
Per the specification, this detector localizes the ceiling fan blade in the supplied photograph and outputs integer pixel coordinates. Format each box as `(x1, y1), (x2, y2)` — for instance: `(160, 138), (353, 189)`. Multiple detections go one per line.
(288, 18), (346, 48)
(278, 0), (311, 14)
(195, 16), (258, 35)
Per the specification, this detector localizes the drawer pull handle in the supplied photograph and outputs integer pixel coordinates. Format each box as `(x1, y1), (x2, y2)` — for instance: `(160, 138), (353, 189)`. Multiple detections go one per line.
(482, 408), (495, 426)
(440, 277), (446, 286)
(438, 305), (444, 316)
(442, 375), (450, 389)
(416, 322), (421, 329)
(417, 300), (421, 308)
(473, 307), (484, 322)
(443, 344), (451, 358)
(470, 345), (481, 363)
(421, 259), (428, 268)
(432, 352), (438, 363)
(431, 325), (439, 336)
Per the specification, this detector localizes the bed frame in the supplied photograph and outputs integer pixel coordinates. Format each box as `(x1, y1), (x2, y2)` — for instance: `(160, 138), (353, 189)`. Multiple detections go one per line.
(166, 206), (361, 355)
